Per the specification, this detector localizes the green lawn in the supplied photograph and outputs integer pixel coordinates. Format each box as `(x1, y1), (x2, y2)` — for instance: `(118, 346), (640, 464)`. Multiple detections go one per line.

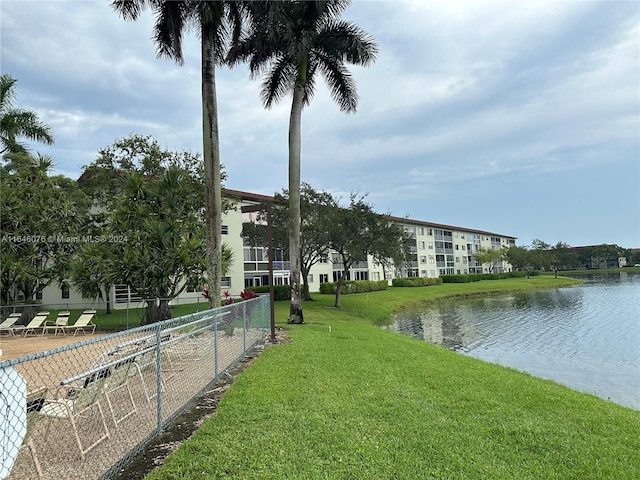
(144, 277), (640, 479)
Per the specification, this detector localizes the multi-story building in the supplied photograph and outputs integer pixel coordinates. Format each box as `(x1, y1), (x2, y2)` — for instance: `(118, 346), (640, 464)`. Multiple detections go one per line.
(26, 189), (517, 309)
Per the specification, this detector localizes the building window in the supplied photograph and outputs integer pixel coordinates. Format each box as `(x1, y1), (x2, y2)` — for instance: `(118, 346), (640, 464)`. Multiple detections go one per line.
(420, 255), (427, 263)
(354, 271), (369, 281)
(319, 274), (329, 283)
(61, 284), (70, 299)
(418, 241), (425, 250)
(221, 277), (231, 288)
(455, 244), (459, 250)
(428, 242), (434, 249)
(307, 274), (313, 283)
(35, 290), (43, 300)
(371, 272), (381, 281)
(418, 227), (424, 235)
(428, 229), (433, 236)
(319, 254), (328, 264)
(221, 225), (229, 235)
(430, 270), (436, 277)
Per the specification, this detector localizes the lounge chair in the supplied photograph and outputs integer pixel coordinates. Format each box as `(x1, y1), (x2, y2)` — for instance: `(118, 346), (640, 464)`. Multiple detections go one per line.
(103, 355), (137, 427)
(41, 311), (71, 337)
(39, 366), (111, 458)
(15, 312), (50, 337)
(62, 310), (97, 336)
(20, 386), (48, 477)
(0, 312), (22, 336)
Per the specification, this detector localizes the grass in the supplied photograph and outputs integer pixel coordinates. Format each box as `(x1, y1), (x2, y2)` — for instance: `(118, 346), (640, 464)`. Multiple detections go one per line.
(144, 277), (640, 479)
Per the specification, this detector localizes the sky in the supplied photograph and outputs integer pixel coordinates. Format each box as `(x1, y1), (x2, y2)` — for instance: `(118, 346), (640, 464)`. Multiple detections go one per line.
(1, 0), (639, 249)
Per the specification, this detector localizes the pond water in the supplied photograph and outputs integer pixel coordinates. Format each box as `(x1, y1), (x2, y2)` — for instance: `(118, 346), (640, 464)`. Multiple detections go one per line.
(384, 272), (640, 410)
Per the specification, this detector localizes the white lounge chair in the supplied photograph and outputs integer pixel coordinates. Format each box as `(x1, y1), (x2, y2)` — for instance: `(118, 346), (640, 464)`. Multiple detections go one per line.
(0, 312), (22, 336)
(62, 310), (97, 336)
(14, 312), (50, 337)
(41, 311), (71, 336)
(20, 386), (48, 477)
(39, 367), (111, 458)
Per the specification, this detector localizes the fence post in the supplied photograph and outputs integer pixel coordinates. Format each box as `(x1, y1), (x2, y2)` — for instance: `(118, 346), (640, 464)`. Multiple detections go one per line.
(155, 325), (163, 435)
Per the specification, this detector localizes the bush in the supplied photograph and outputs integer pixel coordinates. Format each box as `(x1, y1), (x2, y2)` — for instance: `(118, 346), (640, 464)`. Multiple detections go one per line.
(246, 285), (291, 301)
(392, 277), (442, 287)
(319, 280), (388, 295)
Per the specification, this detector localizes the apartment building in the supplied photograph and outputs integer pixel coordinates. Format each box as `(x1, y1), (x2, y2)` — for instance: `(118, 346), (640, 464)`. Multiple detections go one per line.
(32, 189), (517, 309)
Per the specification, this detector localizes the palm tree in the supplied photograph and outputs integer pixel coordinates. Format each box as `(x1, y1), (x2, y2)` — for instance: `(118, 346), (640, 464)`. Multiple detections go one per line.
(112, 0), (244, 307)
(0, 74), (54, 155)
(229, 0), (378, 323)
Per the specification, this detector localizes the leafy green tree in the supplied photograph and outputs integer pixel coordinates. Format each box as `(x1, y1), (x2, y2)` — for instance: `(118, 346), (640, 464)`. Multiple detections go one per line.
(229, 0), (379, 323)
(112, 0), (244, 307)
(0, 153), (90, 313)
(0, 74), (54, 155)
(504, 246), (539, 279)
(109, 167), (207, 324)
(590, 244), (624, 269)
(242, 183), (334, 301)
(326, 195), (408, 308)
(70, 241), (119, 314)
(549, 241), (578, 276)
(473, 246), (508, 273)
(79, 135), (218, 323)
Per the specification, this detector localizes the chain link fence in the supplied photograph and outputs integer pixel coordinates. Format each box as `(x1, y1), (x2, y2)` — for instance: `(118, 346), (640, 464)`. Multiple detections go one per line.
(0, 296), (269, 480)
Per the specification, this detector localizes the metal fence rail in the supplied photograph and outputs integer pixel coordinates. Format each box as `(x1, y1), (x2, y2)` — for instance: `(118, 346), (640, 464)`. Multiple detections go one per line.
(0, 296), (269, 480)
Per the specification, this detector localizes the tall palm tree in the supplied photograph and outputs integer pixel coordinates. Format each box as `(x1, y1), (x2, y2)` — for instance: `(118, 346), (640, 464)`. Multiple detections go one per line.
(229, 0), (378, 323)
(112, 0), (244, 307)
(0, 74), (54, 155)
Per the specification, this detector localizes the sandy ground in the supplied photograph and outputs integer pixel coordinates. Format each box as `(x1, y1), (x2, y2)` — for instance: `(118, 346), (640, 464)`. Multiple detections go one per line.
(0, 332), (106, 360)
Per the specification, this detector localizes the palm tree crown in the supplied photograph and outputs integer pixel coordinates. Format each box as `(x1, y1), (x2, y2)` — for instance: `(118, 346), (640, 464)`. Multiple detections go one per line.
(230, 0), (378, 112)
(0, 74), (54, 155)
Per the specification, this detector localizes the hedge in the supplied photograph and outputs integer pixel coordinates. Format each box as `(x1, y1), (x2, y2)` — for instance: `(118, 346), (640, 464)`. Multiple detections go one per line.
(319, 280), (388, 295)
(391, 277), (443, 287)
(440, 271), (534, 283)
(246, 284), (291, 301)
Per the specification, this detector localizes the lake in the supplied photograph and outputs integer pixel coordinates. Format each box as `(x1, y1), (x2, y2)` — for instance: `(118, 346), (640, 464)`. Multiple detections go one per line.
(384, 272), (640, 410)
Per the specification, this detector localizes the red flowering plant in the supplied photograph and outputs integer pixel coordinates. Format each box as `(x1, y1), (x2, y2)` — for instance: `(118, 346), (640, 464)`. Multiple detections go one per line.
(202, 289), (259, 336)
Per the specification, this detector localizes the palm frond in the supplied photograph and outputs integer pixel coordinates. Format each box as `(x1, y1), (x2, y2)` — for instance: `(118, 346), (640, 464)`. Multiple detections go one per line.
(153, 0), (189, 64)
(260, 57), (297, 109)
(315, 53), (359, 113)
(316, 20), (379, 67)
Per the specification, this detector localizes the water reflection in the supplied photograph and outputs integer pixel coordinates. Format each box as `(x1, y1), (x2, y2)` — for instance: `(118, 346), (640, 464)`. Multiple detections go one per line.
(385, 273), (640, 410)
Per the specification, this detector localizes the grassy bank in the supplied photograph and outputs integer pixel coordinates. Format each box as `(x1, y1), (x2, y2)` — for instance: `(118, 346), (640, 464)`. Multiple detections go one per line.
(145, 277), (639, 479)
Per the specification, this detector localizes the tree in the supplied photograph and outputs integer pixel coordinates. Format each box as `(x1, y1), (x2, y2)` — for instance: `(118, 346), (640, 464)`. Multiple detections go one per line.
(473, 246), (508, 273)
(0, 74), (54, 156)
(79, 134), (212, 323)
(0, 153), (90, 314)
(109, 167), (207, 324)
(242, 183), (334, 301)
(112, 0), (244, 308)
(229, 0), (379, 323)
(326, 194), (409, 308)
(504, 246), (539, 279)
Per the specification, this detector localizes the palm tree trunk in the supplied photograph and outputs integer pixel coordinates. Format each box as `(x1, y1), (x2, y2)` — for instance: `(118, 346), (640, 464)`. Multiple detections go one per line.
(202, 23), (222, 308)
(287, 82), (304, 324)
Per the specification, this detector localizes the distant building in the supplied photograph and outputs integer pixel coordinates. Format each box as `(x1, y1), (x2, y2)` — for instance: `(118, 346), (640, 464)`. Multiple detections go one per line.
(18, 189), (518, 310)
(567, 245), (627, 269)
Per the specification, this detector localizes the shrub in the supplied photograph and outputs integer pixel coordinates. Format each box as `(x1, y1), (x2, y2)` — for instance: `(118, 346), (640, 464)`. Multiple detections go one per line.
(246, 285), (290, 301)
(319, 279), (388, 295)
(392, 277), (442, 287)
